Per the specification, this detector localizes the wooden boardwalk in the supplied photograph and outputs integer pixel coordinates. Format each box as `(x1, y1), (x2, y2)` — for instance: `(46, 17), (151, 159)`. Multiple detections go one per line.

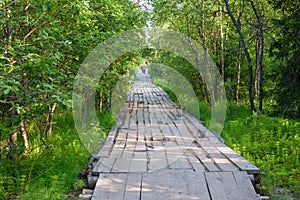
(87, 70), (265, 200)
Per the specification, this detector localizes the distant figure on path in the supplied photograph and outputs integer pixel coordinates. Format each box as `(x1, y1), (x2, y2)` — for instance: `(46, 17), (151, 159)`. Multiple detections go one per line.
(141, 65), (145, 74)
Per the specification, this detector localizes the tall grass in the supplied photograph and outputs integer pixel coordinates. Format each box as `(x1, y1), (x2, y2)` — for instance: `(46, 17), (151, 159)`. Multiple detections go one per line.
(1, 99), (298, 199)
(221, 105), (300, 199)
(0, 111), (90, 199)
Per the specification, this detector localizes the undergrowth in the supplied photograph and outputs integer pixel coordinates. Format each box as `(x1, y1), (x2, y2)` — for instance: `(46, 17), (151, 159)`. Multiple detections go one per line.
(0, 98), (299, 199)
(221, 105), (300, 199)
(0, 106), (116, 200)
(0, 112), (89, 199)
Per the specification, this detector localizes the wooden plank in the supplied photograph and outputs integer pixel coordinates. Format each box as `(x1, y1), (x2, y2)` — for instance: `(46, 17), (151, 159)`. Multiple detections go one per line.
(163, 124), (190, 169)
(133, 141), (145, 152)
(200, 157), (220, 172)
(205, 172), (228, 200)
(233, 171), (261, 200)
(214, 139), (260, 174)
(165, 107), (177, 120)
(123, 173), (143, 200)
(112, 151), (133, 172)
(205, 171), (260, 200)
(110, 129), (127, 158)
(165, 142), (184, 167)
(125, 130), (137, 151)
(167, 120), (192, 149)
(169, 156), (193, 170)
(120, 114), (130, 129)
(187, 155), (206, 172)
(129, 112), (138, 130)
(197, 138), (239, 172)
(129, 151), (148, 172)
(173, 119), (195, 145)
(137, 109), (144, 126)
(141, 171), (187, 200)
(147, 145), (168, 171)
(147, 90), (154, 104)
(193, 122), (217, 138)
(92, 73), (262, 200)
(184, 117), (206, 138)
(112, 130), (136, 172)
(154, 108), (166, 128)
(141, 170), (211, 200)
(109, 146), (125, 159)
(184, 171), (211, 200)
(149, 110), (156, 125)
(219, 172), (241, 199)
(129, 128), (147, 172)
(144, 124), (153, 149)
(93, 157), (115, 174)
(143, 107), (150, 124)
(191, 142), (220, 172)
(95, 125), (118, 158)
(184, 112), (205, 131)
(151, 124), (164, 142)
(92, 173), (127, 200)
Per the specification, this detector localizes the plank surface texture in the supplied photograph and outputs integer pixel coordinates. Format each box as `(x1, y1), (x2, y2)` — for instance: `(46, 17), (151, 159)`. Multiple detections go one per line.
(91, 70), (262, 200)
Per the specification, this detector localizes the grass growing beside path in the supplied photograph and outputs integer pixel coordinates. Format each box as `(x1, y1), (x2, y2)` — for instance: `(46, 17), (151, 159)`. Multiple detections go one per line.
(221, 105), (300, 199)
(1, 103), (298, 199)
(0, 112), (91, 200)
(160, 84), (299, 198)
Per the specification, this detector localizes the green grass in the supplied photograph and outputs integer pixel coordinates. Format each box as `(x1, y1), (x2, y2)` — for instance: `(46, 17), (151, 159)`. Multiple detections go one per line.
(221, 105), (300, 199)
(1, 101), (299, 199)
(0, 111), (90, 200)
(0, 107), (116, 200)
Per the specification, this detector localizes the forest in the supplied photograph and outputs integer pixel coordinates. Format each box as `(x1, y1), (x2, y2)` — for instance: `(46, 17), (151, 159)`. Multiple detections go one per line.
(0, 0), (299, 199)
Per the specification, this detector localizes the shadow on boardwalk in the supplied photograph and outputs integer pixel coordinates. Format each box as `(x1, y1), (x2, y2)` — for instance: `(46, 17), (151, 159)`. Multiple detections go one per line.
(82, 70), (267, 200)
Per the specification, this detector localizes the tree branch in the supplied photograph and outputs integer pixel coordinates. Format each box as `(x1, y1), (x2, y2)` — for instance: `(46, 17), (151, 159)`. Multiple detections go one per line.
(22, 20), (48, 43)
(0, 0), (18, 11)
(223, 0), (256, 111)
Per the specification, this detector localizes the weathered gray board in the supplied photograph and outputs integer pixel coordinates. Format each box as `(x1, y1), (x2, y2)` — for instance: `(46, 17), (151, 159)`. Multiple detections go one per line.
(91, 71), (262, 200)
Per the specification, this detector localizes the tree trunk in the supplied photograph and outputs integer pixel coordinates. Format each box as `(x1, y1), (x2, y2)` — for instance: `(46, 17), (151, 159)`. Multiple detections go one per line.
(106, 96), (111, 112)
(20, 120), (29, 150)
(235, 0), (244, 104)
(82, 90), (89, 123)
(185, 14), (210, 104)
(201, 0), (207, 52)
(250, 0), (264, 113)
(44, 103), (57, 137)
(99, 92), (103, 112)
(236, 40), (242, 104)
(219, 3), (225, 80)
(224, 0), (256, 111)
(258, 33), (264, 113)
(254, 38), (259, 99)
(9, 132), (17, 160)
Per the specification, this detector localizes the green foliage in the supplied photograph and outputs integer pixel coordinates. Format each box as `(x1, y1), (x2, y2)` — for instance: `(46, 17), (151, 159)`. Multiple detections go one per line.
(0, 0), (299, 199)
(222, 106), (300, 198)
(156, 85), (179, 104)
(0, 111), (90, 199)
(268, 0), (300, 118)
(96, 110), (116, 136)
(0, 0), (145, 197)
(152, 0), (299, 118)
(156, 85), (299, 198)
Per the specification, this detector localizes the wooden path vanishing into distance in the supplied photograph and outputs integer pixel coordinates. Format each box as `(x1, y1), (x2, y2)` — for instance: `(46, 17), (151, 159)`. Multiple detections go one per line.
(80, 69), (269, 200)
